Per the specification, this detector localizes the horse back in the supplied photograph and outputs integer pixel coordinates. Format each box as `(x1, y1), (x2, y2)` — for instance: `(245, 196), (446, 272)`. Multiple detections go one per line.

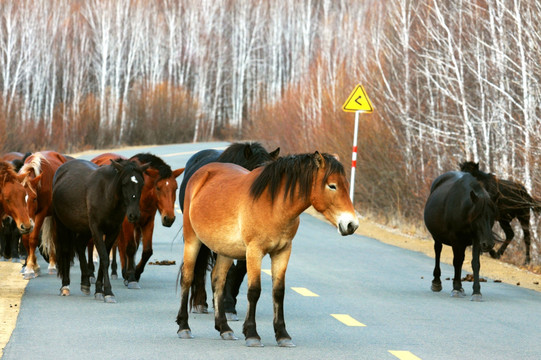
(424, 171), (487, 245)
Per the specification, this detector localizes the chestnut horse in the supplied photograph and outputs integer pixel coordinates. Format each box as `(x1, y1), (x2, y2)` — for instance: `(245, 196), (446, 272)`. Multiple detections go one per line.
(176, 152), (359, 347)
(0, 162), (38, 258)
(179, 142), (280, 318)
(42, 159), (148, 303)
(18, 151), (71, 279)
(91, 152), (184, 288)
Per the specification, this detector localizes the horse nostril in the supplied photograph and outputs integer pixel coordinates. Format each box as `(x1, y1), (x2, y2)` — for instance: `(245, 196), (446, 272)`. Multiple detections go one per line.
(347, 222), (358, 234)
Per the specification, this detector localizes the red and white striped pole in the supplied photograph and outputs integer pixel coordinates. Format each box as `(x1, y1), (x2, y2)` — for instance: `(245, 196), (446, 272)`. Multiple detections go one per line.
(349, 110), (361, 202)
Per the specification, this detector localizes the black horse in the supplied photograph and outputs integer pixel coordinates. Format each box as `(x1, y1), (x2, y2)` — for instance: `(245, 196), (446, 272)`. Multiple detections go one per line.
(424, 171), (496, 301)
(44, 159), (148, 303)
(460, 161), (540, 264)
(178, 142), (279, 320)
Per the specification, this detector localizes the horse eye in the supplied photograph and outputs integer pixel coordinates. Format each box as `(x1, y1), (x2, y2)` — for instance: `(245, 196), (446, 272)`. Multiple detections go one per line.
(327, 184), (337, 190)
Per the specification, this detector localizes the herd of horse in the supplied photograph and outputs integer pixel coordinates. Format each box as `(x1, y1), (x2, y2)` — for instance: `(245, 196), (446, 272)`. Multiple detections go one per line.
(0, 143), (538, 346)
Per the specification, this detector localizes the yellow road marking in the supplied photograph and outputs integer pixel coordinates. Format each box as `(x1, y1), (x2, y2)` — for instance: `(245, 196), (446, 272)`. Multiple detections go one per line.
(330, 314), (366, 327)
(291, 287), (319, 297)
(262, 269), (272, 276)
(389, 350), (422, 360)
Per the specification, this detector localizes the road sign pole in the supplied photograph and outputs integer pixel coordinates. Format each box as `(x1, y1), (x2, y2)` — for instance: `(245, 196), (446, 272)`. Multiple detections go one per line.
(349, 110), (360, 202)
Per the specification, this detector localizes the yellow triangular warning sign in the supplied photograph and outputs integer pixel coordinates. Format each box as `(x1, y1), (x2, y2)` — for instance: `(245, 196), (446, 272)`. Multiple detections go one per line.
(342, 84), (373, 113)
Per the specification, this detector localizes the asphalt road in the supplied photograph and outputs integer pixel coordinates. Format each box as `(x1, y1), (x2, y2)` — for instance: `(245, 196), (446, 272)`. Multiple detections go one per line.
(2, 142), (541, 360)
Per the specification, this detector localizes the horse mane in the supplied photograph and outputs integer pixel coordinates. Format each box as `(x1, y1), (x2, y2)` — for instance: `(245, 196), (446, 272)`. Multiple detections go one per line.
(459, 161), (496, 190)
(218, 142), (271, 170)
(131, 153), (172, 179)
(0, 161), (18, 184)
(250, 152), (345, 203)
(19, 152), (46, 188)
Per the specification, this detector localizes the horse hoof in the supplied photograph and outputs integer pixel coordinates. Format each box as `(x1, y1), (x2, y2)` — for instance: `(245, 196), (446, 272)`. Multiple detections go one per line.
(177, 329), (194, 339)
(23, 271), (36, 280)
(471, 294), (483, 302)
(220, 331), (238, 340)
(111, 274), (118, 280)
(123, 279), (129, 286)
(48, 266), (57, 275)
(127, 281), (141, 289)
(95, 293), (105, 301)
(60, 286), (70, 296)
(226, 313), (239, 321)
(431, 282), (442, 292)
(90, 276), (96, 284)
(451, 289), (466, 298)
(81, 285), (91, 295)
(246, 338), (263, 347)
(192, 305), (208, 314)
(277, 338), (296, 347)
(104, 295), (117, 303)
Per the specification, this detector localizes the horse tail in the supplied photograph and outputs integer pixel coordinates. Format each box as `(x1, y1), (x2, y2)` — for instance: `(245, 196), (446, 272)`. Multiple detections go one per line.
(40, 216), (55, 258)
(189, 244), (214, 311)
(51, 214), (76, 279)
(531, 197), (541, 214)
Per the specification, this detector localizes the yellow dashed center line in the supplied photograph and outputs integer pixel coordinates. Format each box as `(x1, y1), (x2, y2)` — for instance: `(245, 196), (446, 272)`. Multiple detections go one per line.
(389, 350), (422, 360)
(330, 314), (366, 327)
(291, 287), (319, 297)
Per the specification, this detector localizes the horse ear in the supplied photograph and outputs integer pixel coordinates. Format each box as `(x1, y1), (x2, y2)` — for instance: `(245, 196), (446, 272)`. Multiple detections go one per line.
(270, 147), (280, 160)
(139, 162), (151, 172)
(313, 151), (325, 168)
(29, 173), (43, 189)
(332, 153), (340, 161)
(110, 159), (124, 172)
(474, 162), (479, 170)
(244, 144), (253, 159)
(470, 190), (479, 203)
(173, 168), (185, 178)
(144, 168), (160, 179)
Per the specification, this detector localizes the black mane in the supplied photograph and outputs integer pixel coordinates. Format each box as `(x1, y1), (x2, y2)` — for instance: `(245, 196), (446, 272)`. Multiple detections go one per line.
(250, 152), (345, 203)
(132, 153), (172, 179)
(217, 142), (275, 170)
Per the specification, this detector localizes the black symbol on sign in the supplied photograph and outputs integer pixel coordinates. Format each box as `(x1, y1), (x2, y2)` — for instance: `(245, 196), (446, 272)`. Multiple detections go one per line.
(355, 96), (363, 106)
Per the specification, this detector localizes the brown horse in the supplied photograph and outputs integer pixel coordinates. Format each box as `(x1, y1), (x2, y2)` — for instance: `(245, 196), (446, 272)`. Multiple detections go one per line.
(18, 151), (71, 279)
(91, 152), (184, 288)
(0, 161), (38, 238)
(176, 152), (359, 347)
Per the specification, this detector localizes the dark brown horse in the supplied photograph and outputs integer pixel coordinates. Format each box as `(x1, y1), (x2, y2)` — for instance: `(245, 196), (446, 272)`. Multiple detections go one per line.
(460, 161), (540, 264)
(42, 159), (148, 303)
(18, 151), (71, 279)
(178, 142), (279, 319)
(177, 152), (358, 346)
(425, 171), (496, 301)
(91, 152), (184, 288)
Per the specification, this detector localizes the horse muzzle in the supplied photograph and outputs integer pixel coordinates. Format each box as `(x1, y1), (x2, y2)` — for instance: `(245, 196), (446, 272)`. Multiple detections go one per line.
(337, 214), (359, 236)
(127, 212), (140, 223)
(18, 220), (34, 234)
(161, 215), (175, 227)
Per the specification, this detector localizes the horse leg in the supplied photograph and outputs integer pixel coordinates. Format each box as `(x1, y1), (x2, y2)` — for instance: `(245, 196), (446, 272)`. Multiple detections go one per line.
(21, 232), (40, 279)
(124, 230), (140, 289)
(224, 260), (247, 320)
(87, 240), (96, 284)
(211, 255), (236, 339)
(135, 223), (154, 283)
(491, 220), (513, 259)
(191, 245), (210, 313)
(92, 227), (116, 303)
(431, 241), (443, 292)
(470, 239), (483, 302)
(176, 236), (202, 339)
(451, 245), (466, 298)
(54, 218), (73, 296)
(9, 227), (21, 262)
(519, 215), (531, 265)
(243, 246), (264, 347)
(75, 239), (91, 295)
(270, 247), (295, 347)
(110, 243), (118, 280)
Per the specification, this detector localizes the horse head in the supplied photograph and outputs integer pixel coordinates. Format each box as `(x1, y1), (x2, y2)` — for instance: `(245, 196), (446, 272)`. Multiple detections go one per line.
(111, 159), (150, 224)
(148, 167), (184, 227)
(309, 152), (359, 236)
(0, 167), (38, 234)
(469, 188), (497, 253)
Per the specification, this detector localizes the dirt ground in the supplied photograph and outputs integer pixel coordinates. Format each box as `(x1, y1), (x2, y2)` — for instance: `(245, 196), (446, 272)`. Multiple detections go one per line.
(1, 211), (540, 357)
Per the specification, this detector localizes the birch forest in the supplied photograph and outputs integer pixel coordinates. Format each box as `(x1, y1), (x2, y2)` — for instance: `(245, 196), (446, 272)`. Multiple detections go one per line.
(1, 0), (541, 262)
